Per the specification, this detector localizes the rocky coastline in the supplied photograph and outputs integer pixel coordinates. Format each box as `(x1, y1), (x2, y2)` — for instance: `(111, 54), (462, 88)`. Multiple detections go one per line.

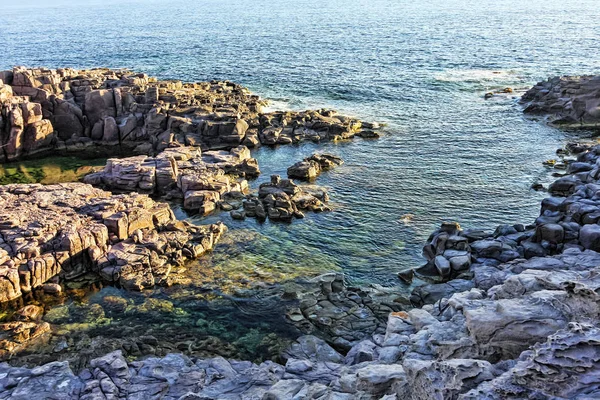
(521, 75), (600, 128)
(0, 66), (370, 162)
(1, 70), (600, 399)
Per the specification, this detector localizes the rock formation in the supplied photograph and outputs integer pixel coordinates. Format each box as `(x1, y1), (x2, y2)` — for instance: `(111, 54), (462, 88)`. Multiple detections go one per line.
(521, 75), (600, 128)
(234, 175), (331, 222)
(414, 140), (600, 288)
(7, 138), (600, 398)
(84, 145), (258, 214)
(6, 74), (600, 398)
(0, 67), (379, 162)
(287, 153), (343, 181)
(0, 183), (225, 305)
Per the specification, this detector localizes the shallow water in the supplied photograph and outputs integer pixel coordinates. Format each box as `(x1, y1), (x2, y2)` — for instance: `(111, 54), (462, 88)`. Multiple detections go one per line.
(2, 0), (600, 365)
(0, 156), (107, 185)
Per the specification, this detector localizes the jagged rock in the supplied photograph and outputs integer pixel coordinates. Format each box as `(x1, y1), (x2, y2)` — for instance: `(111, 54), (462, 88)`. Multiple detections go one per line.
(84, 146), (255, 214)
(462, 323), (600, 399)
(241, 175), (331, 222)
(0, 360), (80, 399)
(288, 273), (402, 351)
(0, 66), (381, 162)
(404, 358), (499, 400)
(522, 75), (600, 128)
(410, 279), (474, 306)
(287, 153), (343, 181)
(0, 183), (225, 307)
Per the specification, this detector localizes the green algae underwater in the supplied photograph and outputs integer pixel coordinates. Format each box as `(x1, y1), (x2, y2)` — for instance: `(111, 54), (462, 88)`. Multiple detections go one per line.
(0, 156), (107, 185)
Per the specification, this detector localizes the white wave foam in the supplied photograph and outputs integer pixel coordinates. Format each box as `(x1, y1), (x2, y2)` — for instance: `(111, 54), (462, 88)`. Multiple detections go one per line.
(434, 69), (518, 83)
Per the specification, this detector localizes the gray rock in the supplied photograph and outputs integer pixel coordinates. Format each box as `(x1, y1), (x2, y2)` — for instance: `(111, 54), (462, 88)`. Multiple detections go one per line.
(579, 224), (600, 251)
(282, 335), (345, 364)
(434, 255), (451, 278)
(522, 75), (600, 128)
(462, 323), (600, 399)
(345, 340), (378, 365)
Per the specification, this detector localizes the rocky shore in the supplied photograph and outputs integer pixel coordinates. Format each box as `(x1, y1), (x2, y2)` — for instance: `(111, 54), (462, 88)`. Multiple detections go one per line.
(1, 72), (600, 399)
(0, 182), (226, 302)
(0, 67), (372, 162)
(521, 75), (600, 128)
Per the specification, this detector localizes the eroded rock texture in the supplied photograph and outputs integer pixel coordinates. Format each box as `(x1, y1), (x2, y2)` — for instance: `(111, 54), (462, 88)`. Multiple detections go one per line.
(5, 78), (600, 399)
(0, 183), (225, 304)
(521, 75), (600, 128)
(6, 143), (600, 397)
(84, 145), (258, 214)
(0, 67), (378, 162)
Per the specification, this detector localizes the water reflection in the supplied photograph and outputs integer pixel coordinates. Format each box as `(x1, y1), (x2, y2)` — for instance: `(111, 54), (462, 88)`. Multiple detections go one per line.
(0, 156), (107, 185)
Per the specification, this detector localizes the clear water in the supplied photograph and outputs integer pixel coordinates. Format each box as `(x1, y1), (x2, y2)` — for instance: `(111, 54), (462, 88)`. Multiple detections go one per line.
(2, 0), (600, 365)
(0, 156), (107, 185)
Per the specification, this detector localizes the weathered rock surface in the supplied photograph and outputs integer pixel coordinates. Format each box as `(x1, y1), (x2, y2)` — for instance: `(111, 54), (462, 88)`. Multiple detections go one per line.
(237, 175), (331, 222)
(84, 145), (257, 214)
(7, 140), (600, 397)
(413, 140), (600, 287)
(0, 67), (380, 162)
(7, 76), (600, 398)
(522, 75), (600, 128)
(285, 273), (405, 352)
(0, 183), (225, 305)
(287, 153), (343, 181)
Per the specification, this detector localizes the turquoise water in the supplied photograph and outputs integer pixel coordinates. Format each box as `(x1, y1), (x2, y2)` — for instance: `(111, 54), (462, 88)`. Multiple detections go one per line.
(3, 0), (600, 285)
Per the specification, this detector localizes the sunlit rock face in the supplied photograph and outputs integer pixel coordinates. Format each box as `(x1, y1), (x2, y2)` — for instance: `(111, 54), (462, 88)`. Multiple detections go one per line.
(0, 182), (225, 303)
(0, 67), (376, 163)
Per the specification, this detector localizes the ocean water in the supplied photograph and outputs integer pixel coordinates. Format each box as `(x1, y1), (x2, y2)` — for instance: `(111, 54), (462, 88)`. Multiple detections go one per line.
(2, 0), (600, 365)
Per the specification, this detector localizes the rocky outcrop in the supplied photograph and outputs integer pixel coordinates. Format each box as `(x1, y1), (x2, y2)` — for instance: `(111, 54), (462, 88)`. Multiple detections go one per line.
(287, 153), (343, 181)
(462, 322), (600, 399)
(7, 72), (600, 398)
(521, 75), (600, 128)
(0, 183), (225, 303)
(84, 145), (258, 214)
(233, 175), (331, 222)
(0, 67), (380, 162)
(413, 142), (600, 287)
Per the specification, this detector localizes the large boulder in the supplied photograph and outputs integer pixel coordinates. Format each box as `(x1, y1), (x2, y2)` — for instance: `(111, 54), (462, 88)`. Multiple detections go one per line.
(84, 89), (116, 125)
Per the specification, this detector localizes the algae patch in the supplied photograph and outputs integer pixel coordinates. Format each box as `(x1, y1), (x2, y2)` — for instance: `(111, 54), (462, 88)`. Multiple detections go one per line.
(0, 156), (106, 185)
